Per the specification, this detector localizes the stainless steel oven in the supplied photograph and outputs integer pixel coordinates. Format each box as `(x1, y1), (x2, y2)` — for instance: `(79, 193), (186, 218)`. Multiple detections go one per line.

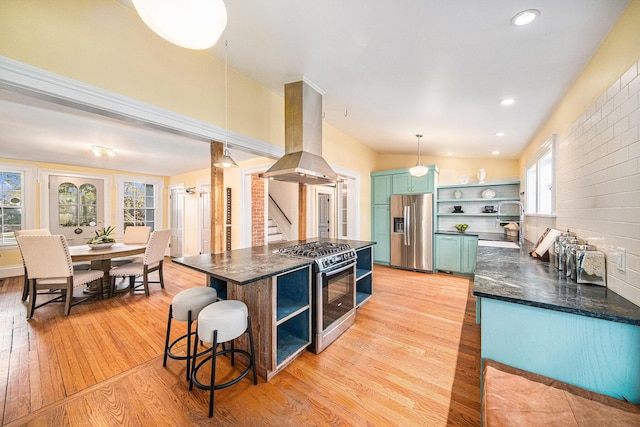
(314, 257), (356, 353)
(276, 241), (357, 354)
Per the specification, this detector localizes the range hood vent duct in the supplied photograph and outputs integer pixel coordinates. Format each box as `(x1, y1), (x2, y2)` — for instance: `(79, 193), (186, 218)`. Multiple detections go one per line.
(263, 80), (338, 185)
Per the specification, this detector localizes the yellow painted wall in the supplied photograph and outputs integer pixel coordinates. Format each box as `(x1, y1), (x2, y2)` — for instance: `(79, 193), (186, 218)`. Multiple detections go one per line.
(519, 0), (640, 168)
(377, 155), (520, 185)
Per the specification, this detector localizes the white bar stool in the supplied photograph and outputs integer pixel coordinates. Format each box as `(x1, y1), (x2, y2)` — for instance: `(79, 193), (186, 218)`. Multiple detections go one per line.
(163, 286), (218, 381)
(189, 299), (258, 417)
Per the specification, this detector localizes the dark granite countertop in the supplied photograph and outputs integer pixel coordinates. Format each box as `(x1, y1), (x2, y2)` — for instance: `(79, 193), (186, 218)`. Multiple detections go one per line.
(472, 243), (640, 326)
(173, 238), (375, 285)
(436, 231), (517, 242)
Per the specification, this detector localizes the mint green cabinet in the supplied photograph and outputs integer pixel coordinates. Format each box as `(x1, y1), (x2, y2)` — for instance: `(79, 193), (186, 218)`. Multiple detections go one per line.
(372, 174), (392, 204)
(435, 234), (478, 274)
(392, 171), (434, 194)
(372, 204), (390, 263)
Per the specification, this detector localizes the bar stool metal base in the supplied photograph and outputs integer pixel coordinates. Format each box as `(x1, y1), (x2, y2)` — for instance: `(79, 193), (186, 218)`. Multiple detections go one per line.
(189, 315), (258, 417)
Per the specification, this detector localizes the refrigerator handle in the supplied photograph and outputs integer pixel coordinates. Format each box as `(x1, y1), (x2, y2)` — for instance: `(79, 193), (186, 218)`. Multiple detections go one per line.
(404, 205), (410, 246)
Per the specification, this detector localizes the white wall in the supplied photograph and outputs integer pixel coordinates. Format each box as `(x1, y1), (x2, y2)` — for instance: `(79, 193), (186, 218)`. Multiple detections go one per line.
(554, 60), (639, 304)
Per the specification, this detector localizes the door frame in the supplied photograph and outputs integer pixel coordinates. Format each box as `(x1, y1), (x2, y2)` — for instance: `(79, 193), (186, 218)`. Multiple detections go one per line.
(39, 169), (112, 232)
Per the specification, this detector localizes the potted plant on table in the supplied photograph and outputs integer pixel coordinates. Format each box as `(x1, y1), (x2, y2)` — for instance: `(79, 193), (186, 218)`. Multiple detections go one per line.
(88, 226), (116, 249)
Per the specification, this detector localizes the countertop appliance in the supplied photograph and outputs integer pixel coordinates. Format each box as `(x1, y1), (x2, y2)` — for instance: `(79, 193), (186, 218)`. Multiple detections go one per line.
(276, 241), (357, 353)
(390, 193), (433, 272)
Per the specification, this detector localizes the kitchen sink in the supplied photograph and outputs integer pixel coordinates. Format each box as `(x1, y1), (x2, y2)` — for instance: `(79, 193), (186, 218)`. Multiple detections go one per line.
(478, 240), (520, 249)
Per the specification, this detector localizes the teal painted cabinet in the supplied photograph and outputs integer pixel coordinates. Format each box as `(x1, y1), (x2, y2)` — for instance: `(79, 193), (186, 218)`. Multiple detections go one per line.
(372, 174), (392, 204)
(392, 171), (434, 194)
(372, 204), (390, 263)
(479, 297), (640, 403)
(435, 234), (478, 274)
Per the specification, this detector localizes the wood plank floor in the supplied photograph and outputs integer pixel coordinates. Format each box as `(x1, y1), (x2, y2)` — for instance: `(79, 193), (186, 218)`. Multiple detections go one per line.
(0, 260), (480, 426)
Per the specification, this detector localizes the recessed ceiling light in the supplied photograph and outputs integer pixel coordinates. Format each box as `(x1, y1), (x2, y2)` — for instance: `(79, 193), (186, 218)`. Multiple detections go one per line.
(492, 150), (500, 155)
(500, 98), (515, 106)
(511, 9), (540, 26)
(496, 132), (505, 137)
(447, 152), (453, 156)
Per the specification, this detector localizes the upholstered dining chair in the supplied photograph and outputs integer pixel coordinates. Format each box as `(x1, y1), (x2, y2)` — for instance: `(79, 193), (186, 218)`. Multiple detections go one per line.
(108, 229), (172, 297)
(16, 234), (104, 318)
(15, 228), (51, 302)
(111, 225), (152, 267)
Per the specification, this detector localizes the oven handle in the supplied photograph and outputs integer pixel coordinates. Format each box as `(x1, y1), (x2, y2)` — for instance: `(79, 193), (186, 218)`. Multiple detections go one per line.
(321, 261), (356, 279)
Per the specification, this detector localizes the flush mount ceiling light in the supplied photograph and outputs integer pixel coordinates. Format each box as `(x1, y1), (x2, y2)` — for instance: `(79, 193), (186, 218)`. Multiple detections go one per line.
(500, 98), (515, 106)
(409, 134), (429, 177)
(511, 9), (540, 26)
(492, 150), (500, 155)
(213, 41), (238, 168)
(496, 132), (505, 136)
(132, 0), (227, 50)
(91, 145), (115, 157)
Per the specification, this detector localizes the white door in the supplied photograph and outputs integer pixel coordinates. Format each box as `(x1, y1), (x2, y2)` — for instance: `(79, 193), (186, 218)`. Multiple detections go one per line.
(318, 193), (331, 238)
(49, 175), (104, 245)
(200, 184), (211, 254)
(170, 187), (184, 257)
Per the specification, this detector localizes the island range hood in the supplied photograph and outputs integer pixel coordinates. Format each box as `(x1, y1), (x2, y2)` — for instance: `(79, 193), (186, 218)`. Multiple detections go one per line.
(262, 80), (339, 185)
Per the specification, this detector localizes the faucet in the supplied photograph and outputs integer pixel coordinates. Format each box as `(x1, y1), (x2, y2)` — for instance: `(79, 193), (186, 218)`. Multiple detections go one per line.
(496, 201), (524, 246)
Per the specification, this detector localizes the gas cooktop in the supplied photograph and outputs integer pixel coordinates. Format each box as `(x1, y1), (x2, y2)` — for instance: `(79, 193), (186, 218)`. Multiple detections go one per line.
(277, 241), (351, 258)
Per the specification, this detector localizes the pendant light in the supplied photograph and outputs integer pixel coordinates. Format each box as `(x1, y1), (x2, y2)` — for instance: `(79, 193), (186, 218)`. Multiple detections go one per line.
(409, 134), (428, 177)
(214, 41), (238, 168)
(132, 0), (227, 50)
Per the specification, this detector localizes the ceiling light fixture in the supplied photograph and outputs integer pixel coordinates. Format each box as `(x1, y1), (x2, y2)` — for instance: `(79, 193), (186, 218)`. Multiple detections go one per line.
(496, 132), (505, 137)
(132, 0), (227, 50)
(500, 98), (515, 106)
(409, 134), (429, 177)
(492, 150), (500, 155)
(91, 145), (115, 157)
(214, 41), (238, 168)
(511, 9), (540, 26)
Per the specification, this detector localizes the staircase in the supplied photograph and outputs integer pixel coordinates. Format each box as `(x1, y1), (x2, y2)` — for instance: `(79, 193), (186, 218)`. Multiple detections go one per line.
(267, 217), (285, 242)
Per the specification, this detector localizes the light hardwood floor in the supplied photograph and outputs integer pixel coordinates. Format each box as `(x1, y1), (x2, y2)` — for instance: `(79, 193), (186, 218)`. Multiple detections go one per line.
(0, 260), (480, 426)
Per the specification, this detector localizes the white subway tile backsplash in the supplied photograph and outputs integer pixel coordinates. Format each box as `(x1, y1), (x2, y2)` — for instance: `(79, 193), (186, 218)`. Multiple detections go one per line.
(554, 61), (640, 306)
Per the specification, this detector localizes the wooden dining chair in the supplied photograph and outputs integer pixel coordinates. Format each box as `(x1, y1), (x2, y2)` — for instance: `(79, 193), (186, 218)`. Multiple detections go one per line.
(16, 235), (104, 318)
(108, 229), (172, 297)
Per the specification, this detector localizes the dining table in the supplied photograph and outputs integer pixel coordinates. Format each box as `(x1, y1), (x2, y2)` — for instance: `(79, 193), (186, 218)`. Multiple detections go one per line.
(69, 243), (147, 298)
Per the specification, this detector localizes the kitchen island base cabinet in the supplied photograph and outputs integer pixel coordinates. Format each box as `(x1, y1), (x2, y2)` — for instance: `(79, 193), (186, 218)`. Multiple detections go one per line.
(355, 246), (373, 306)
(479, 297), (640, 404)
(209, 265), (312, 381)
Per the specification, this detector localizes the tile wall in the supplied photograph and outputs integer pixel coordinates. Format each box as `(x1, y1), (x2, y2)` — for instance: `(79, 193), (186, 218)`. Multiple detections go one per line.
(554, 60), (639, 305)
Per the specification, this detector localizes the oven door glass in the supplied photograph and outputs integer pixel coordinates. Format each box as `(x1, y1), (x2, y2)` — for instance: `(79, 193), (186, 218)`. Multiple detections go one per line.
(321, 263), (355, 330)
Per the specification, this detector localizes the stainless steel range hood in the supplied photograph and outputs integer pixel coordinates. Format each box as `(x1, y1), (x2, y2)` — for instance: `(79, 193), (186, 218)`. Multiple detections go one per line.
(263, 80), (338, 185)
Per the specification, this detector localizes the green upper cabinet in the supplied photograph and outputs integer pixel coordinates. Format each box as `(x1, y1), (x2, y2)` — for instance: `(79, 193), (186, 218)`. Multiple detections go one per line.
(392, 172), (434, 194)
(372, 174), (392, 205)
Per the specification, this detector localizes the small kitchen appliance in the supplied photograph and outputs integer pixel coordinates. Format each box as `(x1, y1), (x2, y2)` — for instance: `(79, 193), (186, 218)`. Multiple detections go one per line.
(276, 241), (357, 354)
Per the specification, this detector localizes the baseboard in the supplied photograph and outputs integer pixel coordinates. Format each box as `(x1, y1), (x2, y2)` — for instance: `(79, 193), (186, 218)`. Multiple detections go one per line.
(0, 264), (24, 279)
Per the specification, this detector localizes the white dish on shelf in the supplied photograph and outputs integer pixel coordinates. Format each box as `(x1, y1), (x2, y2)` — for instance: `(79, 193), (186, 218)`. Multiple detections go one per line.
(481, 189), (496, 199)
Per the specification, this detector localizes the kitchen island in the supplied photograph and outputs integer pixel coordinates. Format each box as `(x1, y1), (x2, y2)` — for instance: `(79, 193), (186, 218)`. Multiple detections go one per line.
(174, 239), (375, 381)
(473, 243), (640, 403)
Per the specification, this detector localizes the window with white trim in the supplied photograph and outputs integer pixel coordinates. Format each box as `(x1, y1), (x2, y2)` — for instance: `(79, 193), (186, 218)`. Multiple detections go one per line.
(0, 163), (36, 246)
(525, 135), (556, 215)
(115, 175), (164, 234)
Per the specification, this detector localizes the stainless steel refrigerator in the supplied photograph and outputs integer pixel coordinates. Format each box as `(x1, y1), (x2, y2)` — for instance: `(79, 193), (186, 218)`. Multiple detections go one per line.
(390, 193), (433, 272)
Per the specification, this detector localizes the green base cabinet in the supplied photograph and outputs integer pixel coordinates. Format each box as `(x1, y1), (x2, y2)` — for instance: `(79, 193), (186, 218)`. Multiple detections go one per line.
(435, 234), (478, 274)
(372, 205), (390, 263)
